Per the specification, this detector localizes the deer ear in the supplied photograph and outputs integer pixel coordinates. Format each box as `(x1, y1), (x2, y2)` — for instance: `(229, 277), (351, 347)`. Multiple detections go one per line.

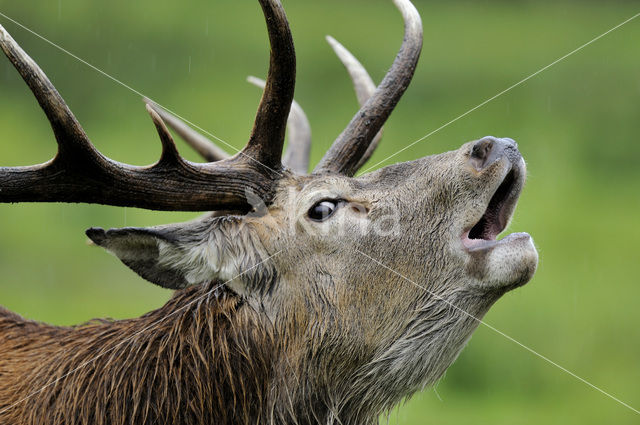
(86, 226), (191, 289)
(85, 216), (270, 292)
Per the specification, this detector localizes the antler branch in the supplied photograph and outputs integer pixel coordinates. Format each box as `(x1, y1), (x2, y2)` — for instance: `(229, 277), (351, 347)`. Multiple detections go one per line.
(241, 0), (296, 170)
(143, 98), (230, 163)
(145, 82), (311, 174)
(325, 36), (382, 172)
(247, 76), (310, 174)
(145, 33), (381, 176)
(314, 0), (422, 176)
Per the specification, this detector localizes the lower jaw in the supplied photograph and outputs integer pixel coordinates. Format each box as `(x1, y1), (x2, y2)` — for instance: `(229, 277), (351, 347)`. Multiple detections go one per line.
(464, 232), (538, 292)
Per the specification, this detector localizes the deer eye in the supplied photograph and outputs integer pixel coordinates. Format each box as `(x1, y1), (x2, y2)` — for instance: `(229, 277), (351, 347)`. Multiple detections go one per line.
(308, 200), (341, 222)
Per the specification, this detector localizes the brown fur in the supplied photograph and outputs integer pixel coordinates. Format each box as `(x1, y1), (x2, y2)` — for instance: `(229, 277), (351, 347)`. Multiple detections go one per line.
(0, 284), (286, 425)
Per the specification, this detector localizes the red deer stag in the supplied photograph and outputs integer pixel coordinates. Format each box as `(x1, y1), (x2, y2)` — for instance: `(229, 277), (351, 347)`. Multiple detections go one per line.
(0, 0), (538, 424)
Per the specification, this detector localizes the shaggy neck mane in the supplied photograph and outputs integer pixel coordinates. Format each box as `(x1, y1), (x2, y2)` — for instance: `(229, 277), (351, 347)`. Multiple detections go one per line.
(0, 283), (288, 425)
(0, 281), (397, 425)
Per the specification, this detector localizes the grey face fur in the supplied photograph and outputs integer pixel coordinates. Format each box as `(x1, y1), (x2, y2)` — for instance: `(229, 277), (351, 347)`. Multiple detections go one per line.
(90, 136), (538, 410)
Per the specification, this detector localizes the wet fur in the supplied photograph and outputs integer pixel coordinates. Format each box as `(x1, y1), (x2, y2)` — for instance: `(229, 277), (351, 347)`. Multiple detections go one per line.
(0, 285), (282, 425)
(0, 280), (499, 425)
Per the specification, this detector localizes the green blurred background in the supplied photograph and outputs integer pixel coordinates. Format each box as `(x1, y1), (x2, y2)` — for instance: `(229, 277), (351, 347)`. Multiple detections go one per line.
(0, 0), (639, 423)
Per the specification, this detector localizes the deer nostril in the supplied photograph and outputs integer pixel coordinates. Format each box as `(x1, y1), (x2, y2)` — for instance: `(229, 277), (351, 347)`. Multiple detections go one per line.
(502, 137), (517, 148)
(470, 137), (496, 170)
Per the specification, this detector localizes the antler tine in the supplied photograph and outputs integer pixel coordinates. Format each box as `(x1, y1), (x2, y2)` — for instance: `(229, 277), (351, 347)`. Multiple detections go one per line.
(313, 0), (422, 176)
(145, 104), (185, 166)
(325, 35), (382, 172)
(325, 36), (376, 107)
(247, 76), (311, 174)
(0, 25), (99, 163)
(144, 98), (229, 162)
(145, 87), (311, 174)
(241, 0), (296, 170)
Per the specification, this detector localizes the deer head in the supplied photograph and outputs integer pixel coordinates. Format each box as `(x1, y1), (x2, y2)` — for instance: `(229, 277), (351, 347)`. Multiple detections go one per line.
(0, 0), (537, 422)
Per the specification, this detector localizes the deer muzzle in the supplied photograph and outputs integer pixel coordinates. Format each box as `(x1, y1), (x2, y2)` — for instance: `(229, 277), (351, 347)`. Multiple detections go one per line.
(461, 136), (538, 289)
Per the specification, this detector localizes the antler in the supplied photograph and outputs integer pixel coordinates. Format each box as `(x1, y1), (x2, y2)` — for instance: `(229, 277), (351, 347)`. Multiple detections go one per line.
(325, 36), (382, 171)
(143, 98), (230, 163)
(314, 0), (422, 176)
(148, 38), (380, 175)
(0, 0), (295, 211)
(144, 76), (312, 175)
(247, 76), (311, 174)
(243, 0), (296, 169)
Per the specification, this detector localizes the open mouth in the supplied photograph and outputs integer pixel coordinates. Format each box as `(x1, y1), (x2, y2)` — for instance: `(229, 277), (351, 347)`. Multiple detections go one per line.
(462, 165), (524, 251)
